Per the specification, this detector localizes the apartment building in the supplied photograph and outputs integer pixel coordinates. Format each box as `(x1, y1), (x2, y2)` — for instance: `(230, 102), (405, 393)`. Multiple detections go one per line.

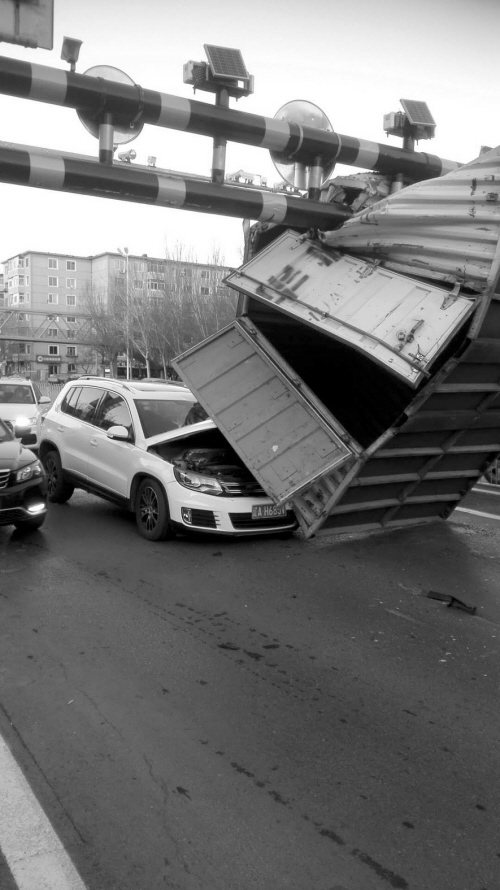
(0, 250), (232, 379)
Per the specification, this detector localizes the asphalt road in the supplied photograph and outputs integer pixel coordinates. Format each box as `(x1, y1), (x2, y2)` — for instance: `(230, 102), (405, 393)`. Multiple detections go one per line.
(1, 484), (499, 890)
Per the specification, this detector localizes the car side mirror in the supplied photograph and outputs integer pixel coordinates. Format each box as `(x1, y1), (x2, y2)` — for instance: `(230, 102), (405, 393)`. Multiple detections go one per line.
(39, 396), (51, 404)
(106, 425), (130, 441)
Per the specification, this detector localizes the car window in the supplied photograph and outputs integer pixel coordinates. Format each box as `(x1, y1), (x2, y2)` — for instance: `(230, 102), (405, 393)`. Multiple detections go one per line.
(0, 418), (14, 442)
(95, 392), (133, 435)
(32, 383), (42, 401)
(72, 386), (105, 424)
(61, 386), (82, 417)
(134, 396), (196, 438)
(0, 383), (35, 404)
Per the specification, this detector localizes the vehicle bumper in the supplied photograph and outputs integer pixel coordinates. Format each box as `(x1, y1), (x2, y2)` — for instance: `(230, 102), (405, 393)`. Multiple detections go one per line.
(0, 478), (48, 526)
(167, 485), (297, 535)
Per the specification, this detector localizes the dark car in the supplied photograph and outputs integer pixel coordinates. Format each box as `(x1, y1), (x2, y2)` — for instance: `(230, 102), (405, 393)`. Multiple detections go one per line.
(0, 417), (48, 531)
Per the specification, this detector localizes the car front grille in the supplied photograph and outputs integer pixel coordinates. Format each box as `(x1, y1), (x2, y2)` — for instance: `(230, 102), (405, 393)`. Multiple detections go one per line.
(0, 469), (10, 490)
(0, 507), (28, 525)
(229, 511), (297, 530)
(20, 433), (37, 445)
(190, 509), (218, 529)
(222, 481), (266, 496)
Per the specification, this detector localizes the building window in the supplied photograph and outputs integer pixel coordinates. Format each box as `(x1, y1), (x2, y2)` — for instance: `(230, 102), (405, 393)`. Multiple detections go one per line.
(49, 345), (59, 355)
(19, 294), (25, 303)
(66, 316), (76, 324)
(25, 257), (29, 268)
(67, 346), (77, 357)
(68, 363), (77, 373)
(48, 276), (58, 287)
(201, 270), (209, 278)
(66, 294), (76, 306)
(66, 329), (76, 339)
(66, 278), (76, 288)
(66, 260), (76, 271)
(48, 328), (59, 339)
(25, 276), (29, 286)
(148, 281), (159, 290)
(48, 293), (58, 304)
(18, 275), (24, 286)
(18, 343), (26, 354)
(48, 258), (58, 269)
(201, 287), (210, 295)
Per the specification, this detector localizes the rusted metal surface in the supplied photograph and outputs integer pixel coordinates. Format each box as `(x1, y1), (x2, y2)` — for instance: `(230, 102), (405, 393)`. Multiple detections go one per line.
(321, 146), (500, 293)
(173, 318), (357, 504)
(226, 231), (475, 387)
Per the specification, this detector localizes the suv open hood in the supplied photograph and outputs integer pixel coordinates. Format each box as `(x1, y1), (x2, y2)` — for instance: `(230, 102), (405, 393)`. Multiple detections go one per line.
(145, 418), (217, 448)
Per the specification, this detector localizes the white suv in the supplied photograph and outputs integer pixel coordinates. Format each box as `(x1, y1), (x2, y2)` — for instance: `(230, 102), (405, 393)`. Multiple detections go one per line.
(39, 377), (297, 541)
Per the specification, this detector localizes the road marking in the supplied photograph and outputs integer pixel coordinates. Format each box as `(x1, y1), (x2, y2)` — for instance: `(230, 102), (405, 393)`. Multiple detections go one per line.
(455, 507), (500, 521)
(0, 735), (87, 890)
(473, 484), (500, 497)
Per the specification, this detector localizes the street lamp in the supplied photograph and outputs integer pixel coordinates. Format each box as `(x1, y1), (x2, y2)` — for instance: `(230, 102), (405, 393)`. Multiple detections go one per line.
(117, 247), (130, 379)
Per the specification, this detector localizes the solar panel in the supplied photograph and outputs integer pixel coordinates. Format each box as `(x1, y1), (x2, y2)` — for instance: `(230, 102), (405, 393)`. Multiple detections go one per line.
(204, 44), (249, 81)
(400, 100), (436, 127)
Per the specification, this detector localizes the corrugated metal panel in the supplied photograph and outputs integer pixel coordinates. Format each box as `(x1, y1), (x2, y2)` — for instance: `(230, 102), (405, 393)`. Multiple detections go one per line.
(321, 146), (500, 293)
(173, 318), (358, 503)
(293, 300), (500, 537)
(226, 231), (475, 387)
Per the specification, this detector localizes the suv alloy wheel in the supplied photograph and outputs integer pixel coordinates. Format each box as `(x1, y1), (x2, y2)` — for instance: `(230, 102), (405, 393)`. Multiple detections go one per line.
(135, 477), (175, 541)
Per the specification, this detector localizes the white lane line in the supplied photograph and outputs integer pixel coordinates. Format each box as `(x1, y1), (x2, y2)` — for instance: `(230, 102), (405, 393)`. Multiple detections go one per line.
(455, 507), (500, 521)
(0, 735), (87, 890)
(473, 485), (500, 497)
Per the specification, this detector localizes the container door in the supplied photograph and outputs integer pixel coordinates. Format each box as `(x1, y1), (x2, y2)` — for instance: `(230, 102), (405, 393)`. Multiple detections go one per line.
(226, 231), (475, 388)
(173, 318), (357, 504)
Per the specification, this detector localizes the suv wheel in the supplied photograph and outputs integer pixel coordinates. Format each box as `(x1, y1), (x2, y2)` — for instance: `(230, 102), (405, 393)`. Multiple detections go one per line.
(44, 450), (75, 503)
(135, 477), (175, 541)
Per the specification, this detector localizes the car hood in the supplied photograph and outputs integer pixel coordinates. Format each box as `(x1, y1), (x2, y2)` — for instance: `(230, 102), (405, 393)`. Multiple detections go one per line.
(145, 418), (217, 447)
(0, 404), (37, 420)
(0, 438), (37, 471)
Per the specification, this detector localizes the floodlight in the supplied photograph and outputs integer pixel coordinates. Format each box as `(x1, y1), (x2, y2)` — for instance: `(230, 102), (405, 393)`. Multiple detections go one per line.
(61, 36), (82, 72)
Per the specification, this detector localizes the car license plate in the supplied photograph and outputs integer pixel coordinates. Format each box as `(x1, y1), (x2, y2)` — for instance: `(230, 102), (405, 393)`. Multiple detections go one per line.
(252, 504), (287, 519)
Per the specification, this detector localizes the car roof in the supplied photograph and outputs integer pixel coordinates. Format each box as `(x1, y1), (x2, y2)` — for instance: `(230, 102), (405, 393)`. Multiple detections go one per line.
(1, 377), (33, 383)
(71, 377), (194, 399)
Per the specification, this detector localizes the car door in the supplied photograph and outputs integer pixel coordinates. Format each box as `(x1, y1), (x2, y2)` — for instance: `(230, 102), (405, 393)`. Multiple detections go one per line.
(57, 385), (106, 479)
(86, 390), (135, 498)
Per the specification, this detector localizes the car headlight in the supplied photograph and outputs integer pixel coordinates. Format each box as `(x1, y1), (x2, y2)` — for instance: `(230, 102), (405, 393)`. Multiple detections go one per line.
(14, 415), (36, 428)
(173, 467), (223, 495)
(16, 460), (44, 483)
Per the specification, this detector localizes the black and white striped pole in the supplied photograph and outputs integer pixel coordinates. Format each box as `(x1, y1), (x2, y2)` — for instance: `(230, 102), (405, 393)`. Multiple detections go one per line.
(0, 55), (460, 182)
(0, 141), (353, 230)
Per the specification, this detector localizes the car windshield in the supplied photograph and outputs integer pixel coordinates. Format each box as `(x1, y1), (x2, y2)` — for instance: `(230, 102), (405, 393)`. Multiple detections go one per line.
(134, 396), (197, 438)
(0, 383), (35, 404)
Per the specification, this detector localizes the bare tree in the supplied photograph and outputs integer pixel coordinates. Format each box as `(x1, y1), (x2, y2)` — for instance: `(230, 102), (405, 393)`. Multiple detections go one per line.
(80, 283), (125, 377)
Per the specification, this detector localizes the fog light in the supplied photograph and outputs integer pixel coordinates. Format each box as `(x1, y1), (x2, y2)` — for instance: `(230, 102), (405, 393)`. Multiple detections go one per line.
(27, 503), (45, 514)
(181, 507), (193, 525)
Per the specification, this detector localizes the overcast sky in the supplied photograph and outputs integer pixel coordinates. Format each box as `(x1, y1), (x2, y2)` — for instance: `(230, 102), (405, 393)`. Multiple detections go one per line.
(0, 0), (498, 267)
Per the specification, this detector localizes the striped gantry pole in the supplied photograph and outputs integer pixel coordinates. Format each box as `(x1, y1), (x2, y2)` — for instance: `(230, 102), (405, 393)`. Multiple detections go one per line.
(0, 56), (460, 182)
(0, 141), (353, 229)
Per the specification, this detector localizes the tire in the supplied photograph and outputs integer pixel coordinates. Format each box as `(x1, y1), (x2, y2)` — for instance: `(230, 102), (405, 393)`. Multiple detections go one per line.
(43, 450), (75, 503)
(14, 514), (46, 532)
(135, 477), (175, 541)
